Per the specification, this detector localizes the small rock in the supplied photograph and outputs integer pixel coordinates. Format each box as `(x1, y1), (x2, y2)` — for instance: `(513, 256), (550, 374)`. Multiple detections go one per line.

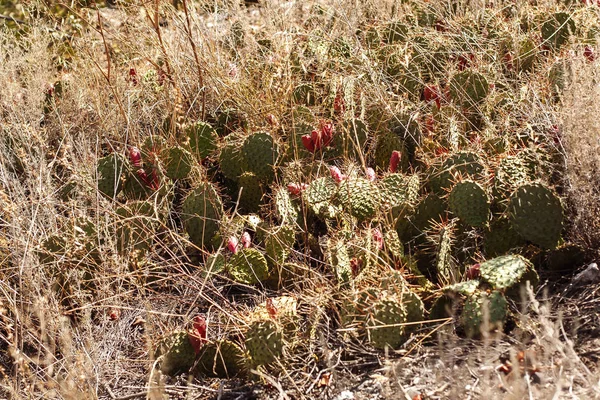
(335, 391), (355, 400)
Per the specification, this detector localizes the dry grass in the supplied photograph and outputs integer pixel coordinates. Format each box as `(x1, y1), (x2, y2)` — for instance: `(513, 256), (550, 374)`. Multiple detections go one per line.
(1, 0), (600, 399)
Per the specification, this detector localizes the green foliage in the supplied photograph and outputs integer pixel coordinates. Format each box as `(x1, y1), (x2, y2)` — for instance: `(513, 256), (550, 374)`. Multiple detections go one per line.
(182, 183), (223, 250)
(448, 180), (490, 227)
(154, 331), (196, 376)
(367, 295), (407, 349)
(227, 248), (269, 285)
(97, 153), (125, 199)
(245, 319), (284, 366)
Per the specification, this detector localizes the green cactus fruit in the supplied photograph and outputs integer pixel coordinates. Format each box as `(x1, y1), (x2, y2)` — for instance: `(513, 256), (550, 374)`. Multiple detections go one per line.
(479, 254), (535, 290)
(372, 132), (405, 172)
(265, 225), (295, 268)
(242, 132), (279, 182)
(182, 183), (223, 249)
(187, 121), (218, 160)
(428, 151), (486, 195)
(449, 71), (489, 109)
(97, 153), (126, 198)
(292, 84), (317, 106)
(462, 290), (507, 338)
(367, 294), (407, 349)
(379, 173), (420, 210)
(484, 218), (525, 257)
(245, 319), (284, 366)
(194, 340), (247, 378)
(115, 201), (156, 256)
(227, 248), (269, 285)
(154, 331), (197, 376)
(237, 172), (263, 213)
(448, 180), (490, 227)
(274, 187), (299, 226)
(337, 177), (380, 221)
(383, 21), (408, 43)
(162, 146), (194, 180)
(509, 183), (563, 249)
(493, 156), (532, 203)
(216, 108), (248, 136)
(541, 12), (575, 49)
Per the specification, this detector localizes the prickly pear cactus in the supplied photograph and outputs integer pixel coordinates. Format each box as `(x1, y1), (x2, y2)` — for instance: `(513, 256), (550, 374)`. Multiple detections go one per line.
(372, 132), (405, 172)
(187, 121), (218, 160)
(97, 153), (126, 198)
(428, 151), (486, 194)
(219, 133), (247, 181)
(274, 187), (299, 225)
(509, 183), (563, 249)
(367, 294), (407, 349)
(245, 319), (284, 366)
(493, 156), (532, 202)
(462, 290), (507, 338)
(154, 331), (197, 376)
(237, 172), (263, 213)
(449, 70), (489, 109)
(162, 146), (194, 180)
(448, 180), (490, 227)
(194, 340), (247, 378)
(483, 218), (525, 257)
(379, 173), (420, 210)
(479, 254), (536, 290)
(336, 177), (380, 221)
(541, 12), (575, 49)
(182, 182), (223, 249)
(115, 201), (156, 256)
(228, 248), (269, 285)
(264, 225), (295, 268)
(242, 132), (279, 182)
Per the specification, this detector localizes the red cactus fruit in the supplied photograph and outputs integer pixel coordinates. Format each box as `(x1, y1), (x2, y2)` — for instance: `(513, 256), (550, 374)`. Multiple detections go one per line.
(350, 258), (363, 277)
(302, 134), (316, 152)
(241, 231), (251, 248)
(466, 263), (481, 280)
(227, 236), (239, 254)
(319, 121), (335, 146)
(128, 146), (142, 168)
(188, 316), (207, 354)
(266, 298), (278, 319)
(389, 150), (402, 173)
(372, 228), (384, 250)
(423, 84), (441, 109)
(287, 183), (308, 196)
(334, 91), (346, 114)
(329, 166), (347, 183)
(128, 68), (138, 86)
(584, 46), (596, 62)
(366, 167), (376, 182)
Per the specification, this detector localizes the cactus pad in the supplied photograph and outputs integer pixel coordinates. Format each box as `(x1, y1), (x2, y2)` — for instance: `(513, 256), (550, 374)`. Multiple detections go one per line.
(448, 180), (490, 227)
(228, 248), (269, 285)
(245, 319), (284, 366)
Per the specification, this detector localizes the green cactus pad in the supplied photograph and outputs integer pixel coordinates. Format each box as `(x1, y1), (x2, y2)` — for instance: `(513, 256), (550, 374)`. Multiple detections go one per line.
(97, 153), (126, 198)
(187, 121), (218, 160)
(154, 331), (196, 376)
(449, 71), (489, 109)
(367, 295), (407, 349)
(541, 13), (575, 49)
(448, 180), (490, 227)
(479, 254), (534, 290)
(245, 319), (284, 366)
(216, 108), (248, 136)
(163, 146), (194, 180)
(403, 291), (425, 333)
(265, 225), (295, 268)
(274, 187), (299, 226)
(429, 151), (486, 195)
(115, 201), (156, 256)
(219, 133), (247, 181)
(228, 248), (269, 285)
(304, 176), (338, 217)
(182, 183), (223, 249)
(379, 173), (420, 210)
(194, 340), (247, 378)
(462, 290), (507, 338)
(412, 194), (447, 233)
(484, 218), (525, 257)
(292, 84), (317, 106)
(372, 132), (405, 172)
(443, 280), (480, 296)
(337, 177), (380, 221)
(237, 172), (263, 213)
(509, 183), (563, 249)
(493, 156), (532, 202)
(242, 132), (279, 182)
